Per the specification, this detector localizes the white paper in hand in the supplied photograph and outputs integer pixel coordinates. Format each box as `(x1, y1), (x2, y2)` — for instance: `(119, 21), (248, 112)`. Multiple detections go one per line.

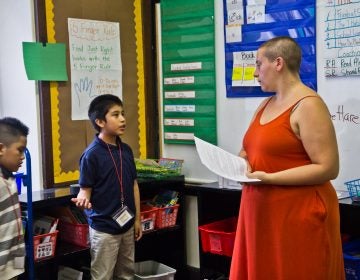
(194, 136), (260, 183)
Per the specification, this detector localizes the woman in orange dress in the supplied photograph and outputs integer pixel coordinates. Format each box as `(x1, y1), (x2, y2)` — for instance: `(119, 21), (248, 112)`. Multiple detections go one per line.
(229, 36), (345, 280)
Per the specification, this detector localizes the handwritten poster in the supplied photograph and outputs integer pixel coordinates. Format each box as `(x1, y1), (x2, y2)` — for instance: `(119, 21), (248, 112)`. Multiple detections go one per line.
(323, 0), (360, 77)
(232, 50), (259, 86)
(68, 18), (122, 120)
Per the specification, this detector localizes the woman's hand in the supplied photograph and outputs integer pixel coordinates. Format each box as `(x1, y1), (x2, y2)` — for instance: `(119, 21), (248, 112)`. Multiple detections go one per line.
(239, 148), (252, 173)
(246, 171), (271, 184)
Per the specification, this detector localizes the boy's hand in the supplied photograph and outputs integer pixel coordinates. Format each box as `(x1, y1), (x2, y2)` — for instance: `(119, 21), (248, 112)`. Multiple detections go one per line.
(71, 197), (92, 210)
(71, 187), (92, 210)
(71, 198), (92, 209)
(134, 219), (142, 241)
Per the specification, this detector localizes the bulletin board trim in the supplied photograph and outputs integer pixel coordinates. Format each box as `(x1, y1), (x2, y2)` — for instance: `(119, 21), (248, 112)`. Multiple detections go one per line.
(44, 0), (147, 184)
(134, 1), (147, 159)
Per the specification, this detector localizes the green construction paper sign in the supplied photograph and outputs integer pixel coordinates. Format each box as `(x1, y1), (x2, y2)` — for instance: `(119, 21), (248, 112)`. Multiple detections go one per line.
(22, 42), (68, 81)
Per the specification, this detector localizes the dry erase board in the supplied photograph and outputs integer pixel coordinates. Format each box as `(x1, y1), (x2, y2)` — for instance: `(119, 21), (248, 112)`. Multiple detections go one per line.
(317, 0), (360, 189)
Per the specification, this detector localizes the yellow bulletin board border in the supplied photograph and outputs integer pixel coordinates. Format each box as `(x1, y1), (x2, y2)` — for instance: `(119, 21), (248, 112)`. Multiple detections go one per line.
(45, 0), (147, 184)
(134, 0), (147, 159)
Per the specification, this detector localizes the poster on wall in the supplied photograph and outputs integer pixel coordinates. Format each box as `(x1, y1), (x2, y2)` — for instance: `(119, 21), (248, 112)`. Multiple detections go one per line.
(68, 18), (122, 120)
(323, 0), (360, 77)
(223, 0), (317, 97)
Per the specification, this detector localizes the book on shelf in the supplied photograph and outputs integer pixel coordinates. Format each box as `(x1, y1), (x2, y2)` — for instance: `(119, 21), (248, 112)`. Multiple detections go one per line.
(33, 215), (58, 236)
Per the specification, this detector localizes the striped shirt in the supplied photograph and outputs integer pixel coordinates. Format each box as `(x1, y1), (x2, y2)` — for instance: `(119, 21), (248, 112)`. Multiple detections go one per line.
(0, 169), (25, 279)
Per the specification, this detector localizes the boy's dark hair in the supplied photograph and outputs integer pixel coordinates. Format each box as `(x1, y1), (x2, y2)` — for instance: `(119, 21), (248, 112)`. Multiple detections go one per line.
(88, 94), (123, 132)
(0, 117), (29, 146)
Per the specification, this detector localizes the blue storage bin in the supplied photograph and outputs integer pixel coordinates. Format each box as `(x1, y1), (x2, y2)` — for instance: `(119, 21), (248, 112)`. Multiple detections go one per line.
(343, 239), (360, 279)
(345, 179), (360, 202)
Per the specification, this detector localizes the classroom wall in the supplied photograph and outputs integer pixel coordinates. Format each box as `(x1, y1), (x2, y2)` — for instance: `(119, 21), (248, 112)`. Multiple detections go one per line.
(0, 0), (42, 191)
(0, 1), (355, 192)
(1, 0), (357, 271)
(161, 1), (358, 190)
(160, 1), (263, 185)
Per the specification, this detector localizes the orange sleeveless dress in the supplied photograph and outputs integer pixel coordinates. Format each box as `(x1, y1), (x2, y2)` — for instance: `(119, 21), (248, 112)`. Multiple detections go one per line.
(229, 97), (345, 280)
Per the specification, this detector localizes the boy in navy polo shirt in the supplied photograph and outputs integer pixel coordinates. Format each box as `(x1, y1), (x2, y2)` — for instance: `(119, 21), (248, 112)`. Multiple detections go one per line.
(72, 94), (142, 280)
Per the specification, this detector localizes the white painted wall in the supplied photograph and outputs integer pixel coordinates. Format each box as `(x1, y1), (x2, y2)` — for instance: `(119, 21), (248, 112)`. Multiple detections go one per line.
(0, 0), (42, 191)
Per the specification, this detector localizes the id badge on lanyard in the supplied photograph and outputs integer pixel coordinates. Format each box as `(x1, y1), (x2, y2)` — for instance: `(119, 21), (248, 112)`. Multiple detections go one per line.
(112, 204), (134, 228)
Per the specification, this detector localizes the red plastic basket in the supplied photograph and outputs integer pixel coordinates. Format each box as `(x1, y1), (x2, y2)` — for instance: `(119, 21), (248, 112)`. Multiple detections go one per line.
(58, 220), (89, 247)
(140, 203), (158, 232)
(198, 217), (237, 257)
(33, 230), (58, 261)
(155, 204), (179, 229)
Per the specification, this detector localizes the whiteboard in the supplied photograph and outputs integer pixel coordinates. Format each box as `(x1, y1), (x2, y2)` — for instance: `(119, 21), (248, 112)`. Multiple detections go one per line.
(160, 1), (360, 190)
(317, 1), (360, 189)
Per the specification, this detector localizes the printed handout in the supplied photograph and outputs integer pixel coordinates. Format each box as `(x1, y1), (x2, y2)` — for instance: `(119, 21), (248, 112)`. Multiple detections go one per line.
(194, 137), (260, 183)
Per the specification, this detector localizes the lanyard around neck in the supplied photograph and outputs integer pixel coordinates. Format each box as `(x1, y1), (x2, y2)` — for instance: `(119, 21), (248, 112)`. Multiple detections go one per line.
(106, 143), (124, 206)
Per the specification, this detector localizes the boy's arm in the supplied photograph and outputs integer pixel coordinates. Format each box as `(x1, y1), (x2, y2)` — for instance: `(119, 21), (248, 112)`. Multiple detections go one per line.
(71, 187), (92, 210)
(133, 180), (142, 241)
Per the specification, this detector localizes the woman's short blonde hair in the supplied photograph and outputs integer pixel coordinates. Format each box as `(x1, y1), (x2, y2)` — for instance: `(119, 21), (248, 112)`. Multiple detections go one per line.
(260, 36), (302, 73)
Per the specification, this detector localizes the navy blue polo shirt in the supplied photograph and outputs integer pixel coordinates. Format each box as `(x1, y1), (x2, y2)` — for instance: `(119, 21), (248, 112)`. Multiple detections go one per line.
(79, 135), (137, 234)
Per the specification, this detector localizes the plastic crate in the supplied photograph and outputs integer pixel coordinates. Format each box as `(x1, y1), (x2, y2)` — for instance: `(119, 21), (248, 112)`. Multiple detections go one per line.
(155, 204), (179, 229)
(343, 239), (360, 279)
(345, 179), (360, 202)
(58, 220), (89, 247)
(140, 203), (158, 232)
(198, 217), (237, 257)
(135, 260), (176, 280)
(33, 230), (58, 261)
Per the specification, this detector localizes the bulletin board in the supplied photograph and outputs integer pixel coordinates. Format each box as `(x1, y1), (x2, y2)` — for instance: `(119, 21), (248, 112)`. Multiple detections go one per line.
(223, 0), (317, 98)
(161, 0), (217, 145)
(34, 0), (153, 187)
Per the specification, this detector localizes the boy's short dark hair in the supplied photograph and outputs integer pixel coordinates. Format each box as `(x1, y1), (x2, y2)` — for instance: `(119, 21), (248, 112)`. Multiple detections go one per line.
(88, 94), (123, 132)
(0, 117), (29, 146)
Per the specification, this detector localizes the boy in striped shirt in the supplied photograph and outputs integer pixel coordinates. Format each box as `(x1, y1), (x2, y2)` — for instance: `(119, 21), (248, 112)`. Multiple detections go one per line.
(0, 117), (28, 279)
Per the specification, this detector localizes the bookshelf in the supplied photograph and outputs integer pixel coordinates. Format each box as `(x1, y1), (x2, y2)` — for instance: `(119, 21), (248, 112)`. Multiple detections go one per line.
(19, 175), (186, 279)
